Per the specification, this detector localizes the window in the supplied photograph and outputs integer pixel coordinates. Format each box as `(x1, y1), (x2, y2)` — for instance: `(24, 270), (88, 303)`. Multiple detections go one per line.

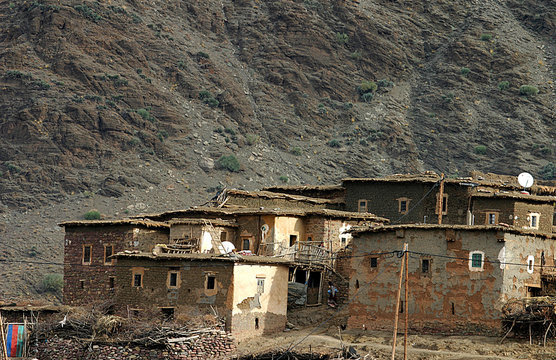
(206, 275), (215, 290)
(485, 212), (498, 225)
(289, 235), (298, 247)
(104, 244), (113, 265)
(421, 259), (430, 274)
(340, 236), (348, 246)
(469, 251), (484, 271)
(80, 280), (85, 289)
(167, 270), (179, 288)
(529, 213), (539, 229)
(435, 193), (448, 215)
(397, 198), (411, 214)
(132, 268), (144, 287)
(242, 238), (250, 251)
(257, 278), (265, 293)
(161, 307), (174, 321)
(527, 255), (535, 274)
(109, 277), (115, 289)
(370, 257), (378, 268)
(220, 232), (227, 242)
(82, 245), (92, 265)
(358, 199), (368, 213)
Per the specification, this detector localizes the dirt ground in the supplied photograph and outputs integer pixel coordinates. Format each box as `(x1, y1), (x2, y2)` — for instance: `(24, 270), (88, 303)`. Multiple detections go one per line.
(237, 306), (556, 360)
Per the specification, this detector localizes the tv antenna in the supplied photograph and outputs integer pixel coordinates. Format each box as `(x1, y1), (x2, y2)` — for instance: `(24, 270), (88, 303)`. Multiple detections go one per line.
(517, 172), (534, 191)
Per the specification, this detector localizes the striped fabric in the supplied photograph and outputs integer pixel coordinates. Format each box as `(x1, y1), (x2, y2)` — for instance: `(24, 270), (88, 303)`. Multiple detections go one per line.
(6, 324), (25, 358)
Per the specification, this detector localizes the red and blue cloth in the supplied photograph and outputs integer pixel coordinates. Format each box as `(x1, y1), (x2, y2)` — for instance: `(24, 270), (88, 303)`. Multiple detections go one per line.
(6, 324), (25, 358)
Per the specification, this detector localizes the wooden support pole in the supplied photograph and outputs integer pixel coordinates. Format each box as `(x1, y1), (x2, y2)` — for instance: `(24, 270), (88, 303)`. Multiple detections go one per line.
(403, 244), (409, 360)
(391, 243), (407, 360)
(437, 173), (445, 224)
(0, 313), (8, 360)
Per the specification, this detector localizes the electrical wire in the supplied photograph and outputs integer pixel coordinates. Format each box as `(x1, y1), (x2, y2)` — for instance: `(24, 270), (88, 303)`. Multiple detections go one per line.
(391, 180), (440, 224)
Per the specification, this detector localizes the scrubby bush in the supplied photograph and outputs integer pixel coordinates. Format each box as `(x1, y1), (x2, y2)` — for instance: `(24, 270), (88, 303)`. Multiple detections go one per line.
(361, 92), (374, 103)
(480, 33), (492, 41)
(498, 81), (510, 91)
(377, 79), (394, 90)
(357, 80), (377, 94)
(197, 51), (210, 59)
(41, 274), (63, 294)
(519, 85), (539, 96)
(328, 139), (341, 148)
(336, 32), (348, 44)
(6, 163), (21, 173)
(460, 67), (470, 76)
(540, 163), (556, 180)
(84, 210), (101, 220)
(350, 50), (362, 60)
(279, 175), (289, 183)
(74, 4), (102, 22)
(245, 134), (259, 146)
(291, 147), (302, 156)
(136, 108), (155, 122)
(217, 155), (240, 172)
(474, 145), (487, 155)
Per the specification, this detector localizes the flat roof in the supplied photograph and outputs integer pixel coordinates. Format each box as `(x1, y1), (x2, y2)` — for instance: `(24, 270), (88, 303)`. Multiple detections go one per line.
(225, 189), (343, 204)
(113, 251), (293, 265)
(261, 184), (344, 191)
(470, 190), (556, 202)
(168, 218), (239, 227)
(59, 219), (170, 229)
(350, 224), (555, 239)
(133, 206), (388, 222)
(342, 172), (556, 197)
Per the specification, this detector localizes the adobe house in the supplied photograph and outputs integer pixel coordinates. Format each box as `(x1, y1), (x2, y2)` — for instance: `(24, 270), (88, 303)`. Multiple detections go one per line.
(342, 173), (556, 233)
(347, 224), (556, 333)
(113, 252), (290, 341)
(134, 206), (387, 305)
(261, 184), (346, 201)
(60, 220), (169, 306)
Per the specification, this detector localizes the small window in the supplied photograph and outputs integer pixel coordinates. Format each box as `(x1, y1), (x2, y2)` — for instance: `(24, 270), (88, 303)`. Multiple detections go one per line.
(168, 271), (179, 288)
(104, 244), (113, 265)
(529, 213), (539, 229)
(206, 275), (215, 290)
(242, 238), (250, 251)
(340, 236), (347, 246)
(469, 251), (484, 271)
(370, 257), (378, 268)
(421, 259), (430, 274)
(397, 198), (411, 214)
(220, 232), (227, 242)
(289, 235), (298, 247)
(82, 245), (92, 265)
(436, 193), (448, 215)
(527, 255), (535, 274)
(306, 235), (313, 242)
(257, 278), (265, 293)
(80, 280), (85, 289)
(132, 268), (144, 287)
(485, 212), (498, 225)
(109, 277), (115, 289)
(358, 199), (368, 213)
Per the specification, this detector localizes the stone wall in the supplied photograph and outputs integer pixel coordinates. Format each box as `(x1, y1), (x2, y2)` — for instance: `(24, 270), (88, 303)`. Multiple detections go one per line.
(32, 332), (236, 359)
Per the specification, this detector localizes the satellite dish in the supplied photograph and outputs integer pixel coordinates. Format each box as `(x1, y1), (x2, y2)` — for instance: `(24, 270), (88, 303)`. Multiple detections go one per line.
(221, 241), (235, 254)
(518, 172), (534, 188)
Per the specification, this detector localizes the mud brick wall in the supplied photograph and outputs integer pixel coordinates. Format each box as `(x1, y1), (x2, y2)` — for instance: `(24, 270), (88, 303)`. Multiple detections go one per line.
(348, 228), (507, 333)
(115, 258), (234, 326)
(63, 226), (169, 306)
(513, 201), (554, 233)
(344, 181), (470, 225)
(63, 226), (132, 306)
(471, 197), (516, 225)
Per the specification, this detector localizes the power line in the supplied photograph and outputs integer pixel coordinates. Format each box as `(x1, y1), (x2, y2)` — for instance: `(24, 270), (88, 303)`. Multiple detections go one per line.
(392, 180), (440, 224)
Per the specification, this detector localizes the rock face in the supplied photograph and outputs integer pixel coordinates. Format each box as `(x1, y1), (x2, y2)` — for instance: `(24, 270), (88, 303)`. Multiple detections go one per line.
(0, 0), (554, 298)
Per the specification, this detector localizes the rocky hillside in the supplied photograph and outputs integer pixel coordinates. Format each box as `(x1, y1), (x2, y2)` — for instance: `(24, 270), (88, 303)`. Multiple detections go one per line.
(0, 0), (554, 299)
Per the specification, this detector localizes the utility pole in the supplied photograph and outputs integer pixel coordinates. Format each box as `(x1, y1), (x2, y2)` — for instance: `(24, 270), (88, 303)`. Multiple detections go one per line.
(391, 243), (408, 360)
(404, 244), (409, 360)
(437, 173), (445, 224)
